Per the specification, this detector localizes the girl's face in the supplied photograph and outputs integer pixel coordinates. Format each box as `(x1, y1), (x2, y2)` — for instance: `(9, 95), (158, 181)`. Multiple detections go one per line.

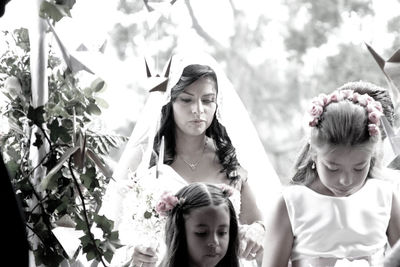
(313, 144), (373, 197)
(172, 77), (217, 137)
(184, 204), (230, 267)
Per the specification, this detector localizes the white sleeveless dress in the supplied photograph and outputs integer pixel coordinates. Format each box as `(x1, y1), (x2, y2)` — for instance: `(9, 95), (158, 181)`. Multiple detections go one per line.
(282, 178), (393, 267)
(109, 164), (257, 266)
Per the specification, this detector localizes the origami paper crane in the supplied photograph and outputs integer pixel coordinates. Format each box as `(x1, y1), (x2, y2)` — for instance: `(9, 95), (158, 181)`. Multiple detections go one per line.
(143, 0), (177, 12)
(76, 39), (107, 54)
(365, 43), (400, 107)
(47, 19), (95, 75)
(381, 116), (400, 170)
(144, 57), (172, 92)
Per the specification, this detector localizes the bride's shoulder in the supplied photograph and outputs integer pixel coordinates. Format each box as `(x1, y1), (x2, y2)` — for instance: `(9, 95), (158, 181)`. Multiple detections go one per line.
(236, 165), (248, 180)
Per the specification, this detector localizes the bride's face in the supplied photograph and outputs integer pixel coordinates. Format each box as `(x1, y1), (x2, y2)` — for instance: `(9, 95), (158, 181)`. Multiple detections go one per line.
(172, 77), (217, 137)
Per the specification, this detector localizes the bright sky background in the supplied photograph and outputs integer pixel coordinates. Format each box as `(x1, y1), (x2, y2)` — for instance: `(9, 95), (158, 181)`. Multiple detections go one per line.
(1, 0), (399, 133)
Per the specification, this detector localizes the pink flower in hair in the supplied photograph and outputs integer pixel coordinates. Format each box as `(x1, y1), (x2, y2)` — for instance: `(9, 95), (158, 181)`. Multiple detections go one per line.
(365, 95), (374, 105)
(357, 94), (369, 106)
(319, 93), (329, 105)
(366, 103), (375, 113)
(155, 191), (179, 216)
(374, 101), (383, 113)
(368, 124), (380, 137)
(218, 184), (235, 197)
(368, 111), (381, 125)
(352, 92), (360, 103)
(309, 117), (319, 127)
(309, 103), (324, 118)
(341, 89), (353, 99)
(311, 96), (324, 106)
(329, 91), (343, 102)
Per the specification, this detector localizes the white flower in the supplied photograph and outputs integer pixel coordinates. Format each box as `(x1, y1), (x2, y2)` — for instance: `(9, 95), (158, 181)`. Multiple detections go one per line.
(4, 76), (22, 98)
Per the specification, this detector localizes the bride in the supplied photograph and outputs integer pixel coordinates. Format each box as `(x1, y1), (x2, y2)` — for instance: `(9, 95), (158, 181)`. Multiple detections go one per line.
(102, 51), (282, 266)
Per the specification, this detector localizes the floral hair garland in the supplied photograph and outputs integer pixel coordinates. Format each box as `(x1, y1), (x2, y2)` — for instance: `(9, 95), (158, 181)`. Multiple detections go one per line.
(155, 184), (235, 217)
(308, 89), (384, 137)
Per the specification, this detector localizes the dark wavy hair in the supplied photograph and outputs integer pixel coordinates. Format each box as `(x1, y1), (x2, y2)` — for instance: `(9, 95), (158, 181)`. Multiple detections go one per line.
(160, 183), (239, 267)
(150, 64), (240, 182)
(291, 82), (383, 185)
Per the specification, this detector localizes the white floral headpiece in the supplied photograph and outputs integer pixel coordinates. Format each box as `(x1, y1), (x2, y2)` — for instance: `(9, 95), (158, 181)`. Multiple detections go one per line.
(308, 89), (384, 137)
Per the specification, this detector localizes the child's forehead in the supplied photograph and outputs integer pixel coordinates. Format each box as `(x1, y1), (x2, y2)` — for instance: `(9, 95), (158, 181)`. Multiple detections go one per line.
(318, 144), (373, 163)
(318, 143), (374, 155)
(184, 204), (230, 224)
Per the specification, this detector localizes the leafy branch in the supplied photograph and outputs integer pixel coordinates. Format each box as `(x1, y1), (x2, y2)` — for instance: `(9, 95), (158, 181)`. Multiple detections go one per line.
(0, 27), (126, 266)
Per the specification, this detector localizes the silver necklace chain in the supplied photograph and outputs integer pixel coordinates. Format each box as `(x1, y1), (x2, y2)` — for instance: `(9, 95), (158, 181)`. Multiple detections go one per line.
(178, 140), (207, 171)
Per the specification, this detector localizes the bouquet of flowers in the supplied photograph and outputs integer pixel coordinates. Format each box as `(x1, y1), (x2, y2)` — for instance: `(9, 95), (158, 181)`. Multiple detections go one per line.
(123, 169), (166, 245)
(110, 168), (166, 266)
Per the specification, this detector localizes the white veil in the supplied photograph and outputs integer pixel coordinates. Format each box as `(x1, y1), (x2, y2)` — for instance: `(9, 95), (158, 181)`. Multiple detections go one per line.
(102, 51), (282, 230)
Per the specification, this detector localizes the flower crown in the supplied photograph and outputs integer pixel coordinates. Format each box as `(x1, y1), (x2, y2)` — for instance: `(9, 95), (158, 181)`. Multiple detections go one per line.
(155, 184), (235, 217)
(308, 89), (384, 137)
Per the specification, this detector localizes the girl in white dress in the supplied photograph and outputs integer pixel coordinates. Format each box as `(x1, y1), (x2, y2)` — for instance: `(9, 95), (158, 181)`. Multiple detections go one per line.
(153, 183), (240, 267)
(103, 52), (282, 266)
(262, 84), (400, 267)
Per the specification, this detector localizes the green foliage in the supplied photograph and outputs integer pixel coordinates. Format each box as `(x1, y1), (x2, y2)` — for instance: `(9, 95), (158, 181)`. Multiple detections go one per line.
(0, 28), (127, 266)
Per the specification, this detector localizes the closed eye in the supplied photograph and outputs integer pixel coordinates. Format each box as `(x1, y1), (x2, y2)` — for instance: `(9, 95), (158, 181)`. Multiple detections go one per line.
(325, 165), (339, 172)
(179, 97), (192, 103)
(354, 167), (366, 172)
(201, 98), (215, 104)
(195, 232), (207, 237)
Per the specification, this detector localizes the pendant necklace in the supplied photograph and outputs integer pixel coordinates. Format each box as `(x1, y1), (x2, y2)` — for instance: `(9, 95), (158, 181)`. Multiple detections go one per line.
(179, 139), (207, 171)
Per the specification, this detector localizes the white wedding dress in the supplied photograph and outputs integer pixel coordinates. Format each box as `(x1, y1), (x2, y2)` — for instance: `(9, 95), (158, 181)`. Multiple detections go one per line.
(101, 51), (282, 266)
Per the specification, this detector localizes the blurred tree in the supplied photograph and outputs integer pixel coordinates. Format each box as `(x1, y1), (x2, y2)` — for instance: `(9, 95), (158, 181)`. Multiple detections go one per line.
(284, 0), (374, 60)
(312, 43), (387, 95)
(387, 15), (400, 51)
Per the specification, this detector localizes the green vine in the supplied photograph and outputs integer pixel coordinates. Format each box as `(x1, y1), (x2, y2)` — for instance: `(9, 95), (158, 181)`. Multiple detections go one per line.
(0, 26), (127, 266)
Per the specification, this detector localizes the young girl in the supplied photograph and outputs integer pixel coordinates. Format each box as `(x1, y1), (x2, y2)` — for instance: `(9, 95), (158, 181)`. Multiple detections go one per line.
(262, 85), (400, 267)
(153, 182), (240, 267)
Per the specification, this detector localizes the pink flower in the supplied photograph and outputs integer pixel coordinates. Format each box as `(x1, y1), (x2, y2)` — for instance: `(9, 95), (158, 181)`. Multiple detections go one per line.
(374, 102), (383, 113)
(155, 191), (179, 216)
(218, 184), (235, 197)
(368, 124), (380, 137)
(366, 103), (375, 113)
(365, 96), (374, 105)
(309, 103), (323, 118)
(311, 96), (324, 106)
(357, 94), (368, 106)
(329, 91), (343, 103)
(352, 92), (360, 103)
(319, 93), (329, 105)
(368, 111), (381, 125)
(341, 89), (354, 99)
(309, 117), (319, 127)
